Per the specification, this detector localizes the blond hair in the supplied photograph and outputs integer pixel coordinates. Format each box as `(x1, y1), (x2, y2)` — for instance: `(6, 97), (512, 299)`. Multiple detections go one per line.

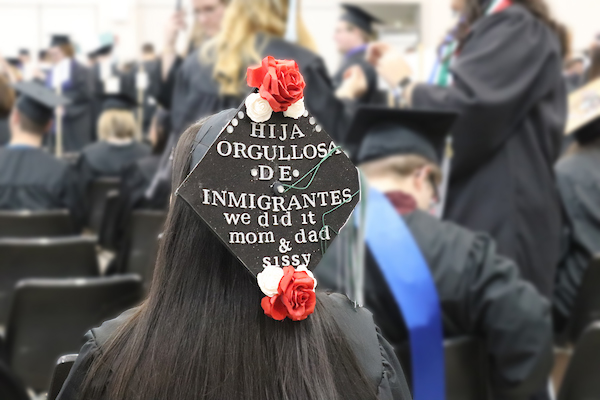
(98, 110), (138, 140)
(207, 0), (317, 96)
(360, 154), (442, 186)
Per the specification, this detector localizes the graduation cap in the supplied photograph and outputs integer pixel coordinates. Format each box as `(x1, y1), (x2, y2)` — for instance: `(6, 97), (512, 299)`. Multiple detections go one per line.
(5, 58), (22, 69)
(18, 49), (30, 57)
(346, 106), (458, 165)
(341, 4), (381, 36)
(50, 35), (71, 47)
(88, 33), (115, 58)
(14, 81), (70, 126)
(565, 78), (600, 144)
(102, 93), (137, 112)
(101, 72), (137, 111)
(176, 57), (360, 300)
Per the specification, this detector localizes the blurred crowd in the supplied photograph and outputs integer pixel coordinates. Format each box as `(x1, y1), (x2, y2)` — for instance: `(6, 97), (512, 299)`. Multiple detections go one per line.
(1, 0), (600, 399)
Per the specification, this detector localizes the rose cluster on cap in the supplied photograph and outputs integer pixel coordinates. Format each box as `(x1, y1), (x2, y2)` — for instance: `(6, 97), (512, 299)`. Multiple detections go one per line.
(258, 266), (317, 321)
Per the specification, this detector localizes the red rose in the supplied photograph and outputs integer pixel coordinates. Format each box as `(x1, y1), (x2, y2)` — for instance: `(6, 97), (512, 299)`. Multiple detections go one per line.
(247, 56), (306, 113)
(261, 266), (316, 321)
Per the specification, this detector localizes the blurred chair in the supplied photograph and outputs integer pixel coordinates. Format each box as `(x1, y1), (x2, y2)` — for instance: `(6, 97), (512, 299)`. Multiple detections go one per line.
(47, 354), (77, 400)
(0, 236), (99, 326)
(398, 337), (491, 400)
(558, 322), (600, 400)
(4, 275), (143, 393)
(122, 210), (166, 289)
(98, 190), (122, 251)
(567, 255), (600, 342)
(0, 210), (76, 238)
(87, 178), (120, 233)
(0, 359), (29, 400)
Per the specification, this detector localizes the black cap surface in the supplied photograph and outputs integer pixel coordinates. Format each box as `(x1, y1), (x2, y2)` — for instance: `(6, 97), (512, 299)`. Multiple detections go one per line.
(14, 81), (70, 125)
(346, 106), (458, 165)
(341, 4), (381, 35)
(176, 99), (360, 277)
(101, 74), (137, 111)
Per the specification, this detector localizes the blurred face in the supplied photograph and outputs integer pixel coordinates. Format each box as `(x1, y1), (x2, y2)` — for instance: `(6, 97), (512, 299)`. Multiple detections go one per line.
(334, 20), (366, 55)
(193, 0), (226, 38)
(451, 0), (466, 13)
(361, 165), (437, 212)
(48, 46), (66, 64)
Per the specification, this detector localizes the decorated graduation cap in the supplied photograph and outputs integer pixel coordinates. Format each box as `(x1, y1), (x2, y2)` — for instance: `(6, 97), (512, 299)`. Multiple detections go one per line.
(14, 81), (70, 126)
(565, 78), (600, 144)
(346, 106), (457, 165)
(176, 56), (360, 321)
(50, 35), (71, 47)
(88, 33), (115, 58)
(341, 4), (381, 36)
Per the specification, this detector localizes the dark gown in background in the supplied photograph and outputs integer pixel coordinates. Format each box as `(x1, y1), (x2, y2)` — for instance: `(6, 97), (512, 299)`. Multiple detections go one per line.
(52, 60), (95, 153)
(411, 5), (567, 298)
(90, 62), (120, 142)
(76, 141), (151, 187)
(120, 154), (161, 209)
(316, 197), (553, 399)
(0, 147), (84, 228)
(56, 293), (411, 400)
(332, 48), (381, 105)
(554, 144), (600, 326)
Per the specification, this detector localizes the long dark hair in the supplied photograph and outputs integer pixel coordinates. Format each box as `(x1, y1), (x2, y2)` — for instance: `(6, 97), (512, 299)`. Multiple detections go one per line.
(447, 0), (569, 58)
(79, 120), (378, 400)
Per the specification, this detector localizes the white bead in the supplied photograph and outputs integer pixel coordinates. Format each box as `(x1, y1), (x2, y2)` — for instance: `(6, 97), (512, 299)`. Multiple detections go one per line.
(227, 126), (234, 134)
(292, 169), (300, 178)
(251, 168), (258, 177)
(315, 125), (322, 132)
(231, 118), (239, 126)
(309, 117), (316, 125)
(238, 111), (245, 119)
(302, 110), (309, 117)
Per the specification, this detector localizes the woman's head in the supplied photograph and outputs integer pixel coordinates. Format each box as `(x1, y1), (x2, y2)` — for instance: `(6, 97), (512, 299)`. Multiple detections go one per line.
(210, 0), (316, 95)
(80, 116), (378, 400)
(98, 109), (138, 141)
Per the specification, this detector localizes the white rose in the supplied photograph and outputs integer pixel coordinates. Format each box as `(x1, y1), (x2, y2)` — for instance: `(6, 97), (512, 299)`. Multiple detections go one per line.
(257, 266), (284, 297)
(297, 266), (317, 290)
(245, 93), (273, 123)
(283, 98), (306, 119)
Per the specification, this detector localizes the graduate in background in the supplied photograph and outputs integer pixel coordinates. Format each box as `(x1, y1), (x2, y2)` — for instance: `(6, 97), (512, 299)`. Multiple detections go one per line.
(554, 80), (600, 331)
(47, 35), (94, 153)
(0, 82), (83, 228)
(363, 0), (569, 299)
(332, 4), (381, 105)
(317, 106), (553, 400)
(76, 87), (151, 190)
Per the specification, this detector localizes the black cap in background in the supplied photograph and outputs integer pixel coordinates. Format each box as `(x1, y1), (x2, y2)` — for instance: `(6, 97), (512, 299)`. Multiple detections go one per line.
(14, 81), (70, 126)
(345, 106), (458, 165)
(101, 73), (138, 112)
(50, 35), (71, 47)
(341, 4), (381, 36)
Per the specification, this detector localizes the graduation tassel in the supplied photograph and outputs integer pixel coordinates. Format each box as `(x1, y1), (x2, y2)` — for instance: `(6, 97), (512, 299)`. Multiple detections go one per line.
(136, 63), (147, 141)
(432, 136), (453, 218)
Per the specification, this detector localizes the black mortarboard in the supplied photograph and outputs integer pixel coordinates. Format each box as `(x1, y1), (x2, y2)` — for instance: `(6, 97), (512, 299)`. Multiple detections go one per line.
(14, 81), (70, 125)
(176, 64), (360, 278)
(341, 4), (381, 36)
(566, 79), (600, 144)
(50, 35), (71, 47)
(346, 106), (458, 165)
(19, 49), (30, 56)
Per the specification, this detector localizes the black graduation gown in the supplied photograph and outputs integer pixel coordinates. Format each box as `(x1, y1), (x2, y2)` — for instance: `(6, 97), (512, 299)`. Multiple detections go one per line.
(332, 48), (381, 105)
(120, 155), (161, 209)
(0, 147), (84, 228)
(554, 146), (600, 324)
(410, 5), (566, 298)
(76, 141), (151, 189)
(56, 61), (95, 153)
(56, 293), (412, 400)
(316, 209), (553, 399)
(90, 62), (119, 142)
